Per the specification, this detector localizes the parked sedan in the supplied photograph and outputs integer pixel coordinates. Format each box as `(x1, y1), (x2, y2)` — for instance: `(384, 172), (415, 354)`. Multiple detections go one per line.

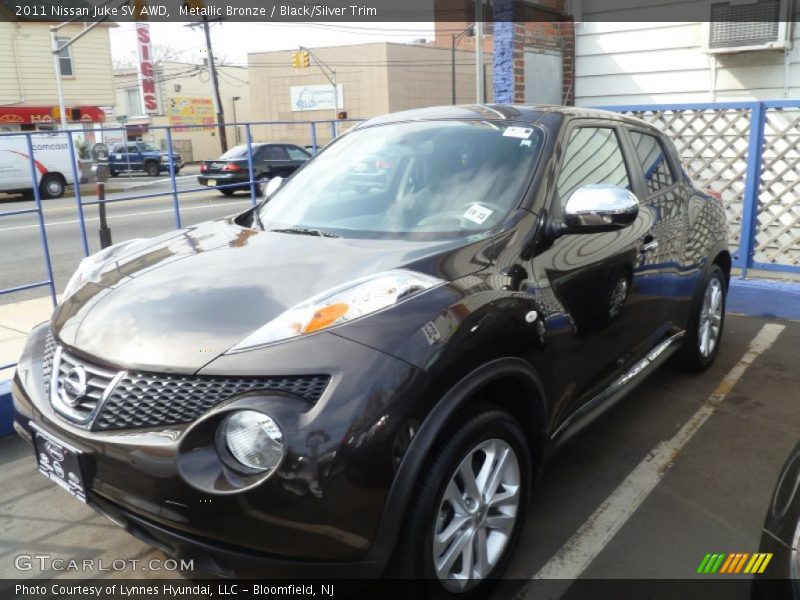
(198, 143), (311, 196)
(13, 105), (729, 596)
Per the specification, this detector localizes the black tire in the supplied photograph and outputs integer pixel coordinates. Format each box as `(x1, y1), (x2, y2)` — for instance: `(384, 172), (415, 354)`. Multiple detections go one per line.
(675, 265), (726, 372)
(109, 170), (119, 177)
(39, 174), (65, 199)
(145, 161), (160, 177)
(390, 407), (530, 599)
(219, 189), (236, 197)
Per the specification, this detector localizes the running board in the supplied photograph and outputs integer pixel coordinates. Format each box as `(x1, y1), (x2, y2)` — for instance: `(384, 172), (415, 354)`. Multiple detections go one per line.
(549, 331), (686, 452)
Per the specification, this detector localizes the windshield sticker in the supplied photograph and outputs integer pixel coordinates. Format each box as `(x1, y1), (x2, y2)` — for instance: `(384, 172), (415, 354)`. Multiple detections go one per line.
(503, 126), (534, 139)
(520, 140), (533, 148)
(463, 204), (493, 225)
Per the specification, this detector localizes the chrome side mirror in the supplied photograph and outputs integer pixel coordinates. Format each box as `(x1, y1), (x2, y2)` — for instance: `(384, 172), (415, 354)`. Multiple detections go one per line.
(562, 184), (639, 233)
(260, 176), (283, 199)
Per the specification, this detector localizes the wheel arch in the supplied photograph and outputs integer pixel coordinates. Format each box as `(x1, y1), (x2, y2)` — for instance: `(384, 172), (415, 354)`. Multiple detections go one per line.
(363, 357), (548, 567)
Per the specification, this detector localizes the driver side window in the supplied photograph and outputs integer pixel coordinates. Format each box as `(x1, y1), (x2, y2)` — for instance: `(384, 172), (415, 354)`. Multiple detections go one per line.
(555, 127), (631, 213)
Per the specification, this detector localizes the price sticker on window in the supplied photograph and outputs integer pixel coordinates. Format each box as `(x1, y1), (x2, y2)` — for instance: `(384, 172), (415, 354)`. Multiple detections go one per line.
(463, 204), (493, 225)
(503, 126), (534, 139)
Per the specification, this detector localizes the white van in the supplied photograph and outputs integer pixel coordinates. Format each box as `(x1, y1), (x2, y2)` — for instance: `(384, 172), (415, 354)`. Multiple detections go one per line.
(0, 134), (78, 199)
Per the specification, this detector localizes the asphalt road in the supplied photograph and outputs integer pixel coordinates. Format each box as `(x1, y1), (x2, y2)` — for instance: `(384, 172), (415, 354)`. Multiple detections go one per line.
(0, 173), (257, 306)
(1, 315), (797, 600)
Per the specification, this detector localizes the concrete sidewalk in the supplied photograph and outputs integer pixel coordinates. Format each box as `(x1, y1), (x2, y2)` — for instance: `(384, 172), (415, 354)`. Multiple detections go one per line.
(0, 296), (55, 381)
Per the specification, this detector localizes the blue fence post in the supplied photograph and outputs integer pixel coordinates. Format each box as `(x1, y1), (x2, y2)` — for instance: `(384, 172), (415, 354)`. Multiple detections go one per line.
(164, 126), (182, 229)
(245, 124), (257, 205)
(310, 122), (318, 153)
(65, 131), (90, 256)
(25, 134), (58, 307)
(738, 102), (767, 280)
(331, 120), (338, 140)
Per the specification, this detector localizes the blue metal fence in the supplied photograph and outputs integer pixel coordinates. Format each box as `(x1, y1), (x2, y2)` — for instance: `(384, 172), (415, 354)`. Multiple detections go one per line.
(0, 118), (361, 373)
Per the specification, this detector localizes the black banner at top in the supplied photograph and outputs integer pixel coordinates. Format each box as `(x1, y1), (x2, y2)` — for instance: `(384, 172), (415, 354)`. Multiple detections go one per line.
(0, 0), (795, 23)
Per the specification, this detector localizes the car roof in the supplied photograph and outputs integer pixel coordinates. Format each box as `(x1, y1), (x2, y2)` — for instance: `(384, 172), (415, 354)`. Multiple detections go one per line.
(359, 104), (656, 132)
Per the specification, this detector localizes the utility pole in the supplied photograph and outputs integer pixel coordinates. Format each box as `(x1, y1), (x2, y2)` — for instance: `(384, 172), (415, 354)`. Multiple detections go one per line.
(475, 1), (485, 104)
(200, 17), (228, 153)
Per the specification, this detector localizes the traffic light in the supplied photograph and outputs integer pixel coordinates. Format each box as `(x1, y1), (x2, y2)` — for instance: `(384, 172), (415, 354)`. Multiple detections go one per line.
(51, 107), (82, 121)
(292, 50), (310, 69)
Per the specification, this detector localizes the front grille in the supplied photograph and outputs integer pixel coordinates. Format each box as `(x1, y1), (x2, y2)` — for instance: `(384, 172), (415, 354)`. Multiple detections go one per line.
(93, 373), (330, 431)
(50, 345), (119, 425)
(42, 331), (330, 431)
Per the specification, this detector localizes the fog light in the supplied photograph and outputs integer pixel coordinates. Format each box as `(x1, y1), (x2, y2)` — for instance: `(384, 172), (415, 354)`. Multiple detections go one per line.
(217, 411), (284, 475)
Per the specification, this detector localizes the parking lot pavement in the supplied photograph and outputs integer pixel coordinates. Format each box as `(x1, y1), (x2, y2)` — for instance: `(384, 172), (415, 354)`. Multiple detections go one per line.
(0, 315), (797, 586)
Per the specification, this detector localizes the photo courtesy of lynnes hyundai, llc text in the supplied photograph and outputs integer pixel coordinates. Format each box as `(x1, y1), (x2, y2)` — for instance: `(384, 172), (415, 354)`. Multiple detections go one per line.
(12, 104), (730, 597)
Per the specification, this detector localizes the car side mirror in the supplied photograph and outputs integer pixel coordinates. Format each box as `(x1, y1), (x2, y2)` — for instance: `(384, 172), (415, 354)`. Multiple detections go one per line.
(260, 176), (283, 199)
(561, 184), (639, 234)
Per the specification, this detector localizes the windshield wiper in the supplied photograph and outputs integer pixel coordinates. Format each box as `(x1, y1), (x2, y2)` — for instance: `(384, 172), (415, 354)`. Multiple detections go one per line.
(269, 227), (340, 238)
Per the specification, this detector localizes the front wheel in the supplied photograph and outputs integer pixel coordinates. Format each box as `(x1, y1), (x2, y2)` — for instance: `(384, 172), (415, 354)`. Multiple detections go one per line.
(676, 265), (726, 372)
(39, 174), (65, 199)
(391, 408), (530, 598)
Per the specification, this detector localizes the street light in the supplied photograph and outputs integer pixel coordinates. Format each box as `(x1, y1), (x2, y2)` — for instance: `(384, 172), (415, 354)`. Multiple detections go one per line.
(451, 24), (475, 105)
(232, 96), (241, 144)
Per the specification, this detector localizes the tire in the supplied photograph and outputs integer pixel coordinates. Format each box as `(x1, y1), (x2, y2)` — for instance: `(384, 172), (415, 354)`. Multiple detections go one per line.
(109, 170), (119, 177)
(390, 407), (530, 599)
(675, 265), (726, 372)
(219, 189), (236, 197)
(145, 161), (160, 177)
(39, 174), (65, 199)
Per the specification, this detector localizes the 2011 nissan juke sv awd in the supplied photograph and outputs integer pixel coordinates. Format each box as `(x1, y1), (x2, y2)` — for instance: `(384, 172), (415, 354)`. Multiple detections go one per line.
(13, 105), (729, 596)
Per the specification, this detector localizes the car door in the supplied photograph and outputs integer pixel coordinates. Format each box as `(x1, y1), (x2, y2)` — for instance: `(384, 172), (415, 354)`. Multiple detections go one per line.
(529, 120), (664, 429)
(260, 145), (294, 178)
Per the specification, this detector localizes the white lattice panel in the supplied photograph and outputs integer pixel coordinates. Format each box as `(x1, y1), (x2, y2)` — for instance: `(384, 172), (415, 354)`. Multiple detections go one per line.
(755, 108), (800, 267)
(620, 108), (750, 250)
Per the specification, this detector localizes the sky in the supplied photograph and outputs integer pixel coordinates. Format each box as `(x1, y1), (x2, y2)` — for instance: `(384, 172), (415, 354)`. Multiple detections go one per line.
(111, 22), (437, 66)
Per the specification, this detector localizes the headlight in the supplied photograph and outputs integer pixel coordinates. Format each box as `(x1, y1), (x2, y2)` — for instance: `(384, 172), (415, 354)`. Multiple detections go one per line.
(226, 269), (444, 352)
(61, 238), (145, 303)
(216, 411), (284, 475)
(160, 155), (169, 162)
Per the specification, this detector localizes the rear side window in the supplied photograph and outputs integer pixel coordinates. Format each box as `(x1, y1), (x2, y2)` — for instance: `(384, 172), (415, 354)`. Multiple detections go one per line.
(286, 146), (310, 160)
(556, 127), (631, 210)
(263, 146), (289, 160)
(629, 131), (675, 195)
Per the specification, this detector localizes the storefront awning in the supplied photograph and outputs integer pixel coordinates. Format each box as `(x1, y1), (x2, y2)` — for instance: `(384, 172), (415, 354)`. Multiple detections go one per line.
(0, 106), (107, 125)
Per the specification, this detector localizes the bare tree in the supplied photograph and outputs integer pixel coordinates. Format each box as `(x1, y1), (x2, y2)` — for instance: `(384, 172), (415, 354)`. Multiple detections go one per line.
(113, 44), (194, 70)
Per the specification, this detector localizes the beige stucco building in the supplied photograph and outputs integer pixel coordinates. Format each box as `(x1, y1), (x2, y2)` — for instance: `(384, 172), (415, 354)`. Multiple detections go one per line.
(0, 21), (114, 134)
(113, 61), (251, 162)
(247, 42), (492, 147)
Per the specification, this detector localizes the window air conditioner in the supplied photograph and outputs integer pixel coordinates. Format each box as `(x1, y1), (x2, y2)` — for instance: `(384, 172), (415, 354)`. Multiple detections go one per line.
(704, 0), (792, 53)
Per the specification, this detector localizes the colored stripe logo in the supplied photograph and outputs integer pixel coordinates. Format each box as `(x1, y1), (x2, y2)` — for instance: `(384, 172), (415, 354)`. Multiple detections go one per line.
(697, 552), (772, 574)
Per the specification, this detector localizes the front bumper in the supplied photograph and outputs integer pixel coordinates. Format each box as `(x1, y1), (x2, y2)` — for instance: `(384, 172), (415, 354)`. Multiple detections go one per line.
(13, 323), (430, 576)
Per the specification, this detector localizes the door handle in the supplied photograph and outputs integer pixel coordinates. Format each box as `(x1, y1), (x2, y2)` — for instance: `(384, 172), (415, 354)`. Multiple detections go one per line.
(641, 236), (659, 253)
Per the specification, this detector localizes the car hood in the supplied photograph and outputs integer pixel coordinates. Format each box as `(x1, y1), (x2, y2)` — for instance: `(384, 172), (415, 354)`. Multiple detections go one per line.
(52, 217), (493, 372)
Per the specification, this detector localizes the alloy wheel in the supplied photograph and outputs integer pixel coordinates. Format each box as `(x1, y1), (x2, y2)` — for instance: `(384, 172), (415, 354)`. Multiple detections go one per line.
(432, 438), (520, 592)
(698, 277), (723, 358)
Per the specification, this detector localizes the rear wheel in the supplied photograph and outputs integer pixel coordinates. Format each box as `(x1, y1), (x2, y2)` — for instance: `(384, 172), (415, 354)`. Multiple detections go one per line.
(676, 265), (726, 372)
(145, 161), (160, 177)
(391, 408), (530, 598)
(39, 174), (65, 199)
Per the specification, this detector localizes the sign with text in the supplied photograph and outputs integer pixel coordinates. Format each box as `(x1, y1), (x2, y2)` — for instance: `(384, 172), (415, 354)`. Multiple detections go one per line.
(290, 84), (344, 112)
(167, 97), (215, 132)
(136, 23), (158, 114)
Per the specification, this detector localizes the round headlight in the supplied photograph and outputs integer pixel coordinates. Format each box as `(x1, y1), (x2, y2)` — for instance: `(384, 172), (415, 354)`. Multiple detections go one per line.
(217, 411), (284, 475)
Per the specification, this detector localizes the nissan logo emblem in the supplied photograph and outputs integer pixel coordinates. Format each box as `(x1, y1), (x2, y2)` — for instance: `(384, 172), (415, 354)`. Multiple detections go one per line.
(45, 441), (64, 462)
(60, 366), (87, 407)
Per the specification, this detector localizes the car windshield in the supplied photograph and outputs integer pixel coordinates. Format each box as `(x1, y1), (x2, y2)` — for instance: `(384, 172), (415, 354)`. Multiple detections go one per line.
(256, 120), (545, 240)
(220, 145), (252, 160)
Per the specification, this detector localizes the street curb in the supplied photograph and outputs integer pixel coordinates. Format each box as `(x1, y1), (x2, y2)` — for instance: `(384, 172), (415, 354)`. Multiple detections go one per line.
(0, 380), (13, 437)
(729, 278), (800, 322)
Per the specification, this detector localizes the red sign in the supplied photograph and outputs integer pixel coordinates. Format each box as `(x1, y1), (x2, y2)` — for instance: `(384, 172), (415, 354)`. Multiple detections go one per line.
(136, 23), (158, 114)
(0, 106), (106, 125)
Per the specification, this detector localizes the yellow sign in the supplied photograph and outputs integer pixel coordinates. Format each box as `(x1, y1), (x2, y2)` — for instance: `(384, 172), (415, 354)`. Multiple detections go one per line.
(167, 97), (214, 132)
